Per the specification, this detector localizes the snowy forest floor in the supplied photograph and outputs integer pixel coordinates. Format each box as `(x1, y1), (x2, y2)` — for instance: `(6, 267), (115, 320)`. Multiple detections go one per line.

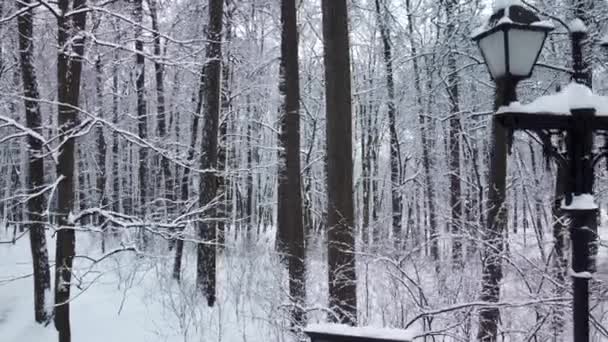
(0, 222), (607, 342)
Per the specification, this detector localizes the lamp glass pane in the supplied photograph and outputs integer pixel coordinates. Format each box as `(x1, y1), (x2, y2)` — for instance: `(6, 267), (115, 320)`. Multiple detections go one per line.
(478, 30), (506, 79)
(507, 28), (546, 77)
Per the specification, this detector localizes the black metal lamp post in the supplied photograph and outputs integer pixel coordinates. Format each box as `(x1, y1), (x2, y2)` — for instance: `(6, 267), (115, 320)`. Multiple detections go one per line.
(474, 5), (604, 342)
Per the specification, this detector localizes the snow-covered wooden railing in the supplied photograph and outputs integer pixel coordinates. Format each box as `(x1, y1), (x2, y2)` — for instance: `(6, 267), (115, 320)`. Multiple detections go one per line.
(304, 323), (414, 342)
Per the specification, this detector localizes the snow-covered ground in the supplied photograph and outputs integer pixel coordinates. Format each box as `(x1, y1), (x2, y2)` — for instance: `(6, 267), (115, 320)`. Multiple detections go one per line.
(0, 220), (606, 341)
(0, 228), (302, 342)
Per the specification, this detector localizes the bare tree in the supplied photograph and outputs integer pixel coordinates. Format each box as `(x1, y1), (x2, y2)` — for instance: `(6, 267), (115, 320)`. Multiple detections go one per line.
(197, 0), (224, 307)
(134, 0), (148, 247)
(321, 0), (357, 325)
(444, 0), (463, 268)
(149, 0), (174, 228)
(17, 0), (51, 324)
(374, 0), (403, 247)
(278, 0), (306, 326)
(54, 0), (88, 341)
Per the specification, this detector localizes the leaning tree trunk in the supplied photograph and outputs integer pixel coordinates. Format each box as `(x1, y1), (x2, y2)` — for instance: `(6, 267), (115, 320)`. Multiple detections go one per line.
(321, 0), (357, 325)
(17, 0), (52, 324)
(171, 97), (201, 281)
(55, 1), (87, 341)
(197, 0), (224, 307)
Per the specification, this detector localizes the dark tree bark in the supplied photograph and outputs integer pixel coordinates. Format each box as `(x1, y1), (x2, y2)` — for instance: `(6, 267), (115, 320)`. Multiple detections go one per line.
(246, 95), (254, 237)
(477, 80), (514, 342)
(278, 0), (306, 326)
(528, 143), (547, 261)
(55, 1), (87, 341)
(551, 160), (568, 338)
(134, 0), (148, 246)
(111, 33), (121, 215)
(197, 0), (224, 307)
(217, 0), (235, 249)
(358, 84), (374, 246)
(321, 0), (357, 325)
(17, 0), (52, 324)
(95, 57), (108, 252)
(444, 0), (463, 268)
(172, 85), (202, 281)
(149, 0), (174, 226)
(172, 63), (205, 281)
(374, 0), (402, 247)
(405, 0), (438, 261)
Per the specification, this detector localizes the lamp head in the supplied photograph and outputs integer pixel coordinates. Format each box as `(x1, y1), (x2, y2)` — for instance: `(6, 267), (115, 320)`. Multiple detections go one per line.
(472, 4), (553, 82)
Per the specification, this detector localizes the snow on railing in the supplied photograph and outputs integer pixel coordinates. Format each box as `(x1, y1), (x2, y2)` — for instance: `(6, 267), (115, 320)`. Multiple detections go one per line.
(305, 323), (415, 342)
(497, 82), (608, 115)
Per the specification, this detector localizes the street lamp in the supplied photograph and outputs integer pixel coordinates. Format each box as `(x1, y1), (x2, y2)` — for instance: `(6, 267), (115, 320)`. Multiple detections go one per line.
(472, 4), (553, 85)
(473, 4), (605, 342)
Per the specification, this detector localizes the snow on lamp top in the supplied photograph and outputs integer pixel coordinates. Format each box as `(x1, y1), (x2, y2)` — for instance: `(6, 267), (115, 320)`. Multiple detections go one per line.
(493, 0), (523, 12)
(569, 18), (587, 33)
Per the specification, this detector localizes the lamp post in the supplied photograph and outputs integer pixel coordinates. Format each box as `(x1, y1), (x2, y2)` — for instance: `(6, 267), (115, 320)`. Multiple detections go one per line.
(472, 4), (553, 341)
(473, 4), (604, 342)
(472, 4), (553, 108)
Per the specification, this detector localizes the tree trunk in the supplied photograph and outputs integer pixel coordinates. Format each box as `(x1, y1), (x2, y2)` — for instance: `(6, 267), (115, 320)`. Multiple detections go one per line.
(95, 57), (107, 252)
(551, 161), (568, 339)
(197, 0), (224, 307)
(444, 0), (463, 269)
(134, 0), (148, 247)
(173, 68), (204, 282)
(477, 80), (514, 342)
(278, 0), (306, 327)
(246, 95), (254, 237)
(374, 0), (402, 248)
(112, 37), (121, 215)
(405, 0), (438, 262)
(149, 0), (174, 231)
(17, 0), (52, 323)
(217, 0), (235, 247)
(321, 0), (357, 325)
(55, 1), (87, 341)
